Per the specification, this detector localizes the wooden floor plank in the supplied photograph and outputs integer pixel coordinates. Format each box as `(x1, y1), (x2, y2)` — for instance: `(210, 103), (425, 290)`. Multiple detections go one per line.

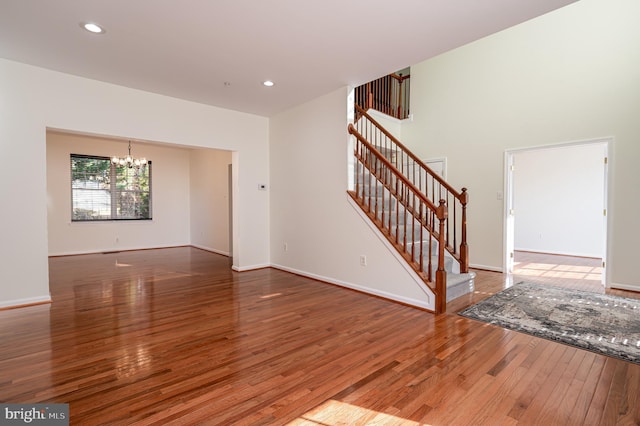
(568, 354), (608, 426)
(532, 348), (588, 425)
(583, 358), (619, 425)
(0, 247), (638, 425)
(600, 361), (630, 425)
(553, 351), (597, 425)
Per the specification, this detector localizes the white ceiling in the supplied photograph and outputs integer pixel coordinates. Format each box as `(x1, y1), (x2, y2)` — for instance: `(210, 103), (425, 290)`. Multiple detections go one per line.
(0, 0), (577, 117)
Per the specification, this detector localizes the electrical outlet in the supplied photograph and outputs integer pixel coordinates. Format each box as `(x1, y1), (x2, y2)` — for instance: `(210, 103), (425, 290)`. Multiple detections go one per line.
(284, 243), (288, 252)
(360, 255), (367, 266)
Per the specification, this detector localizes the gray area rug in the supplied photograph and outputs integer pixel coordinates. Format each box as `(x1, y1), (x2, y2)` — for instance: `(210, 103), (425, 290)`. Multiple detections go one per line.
(459, 282), (640, 365)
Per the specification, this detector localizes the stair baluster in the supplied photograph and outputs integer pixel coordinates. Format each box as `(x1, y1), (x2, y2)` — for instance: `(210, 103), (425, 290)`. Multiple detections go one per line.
(348, 107), (474, 313)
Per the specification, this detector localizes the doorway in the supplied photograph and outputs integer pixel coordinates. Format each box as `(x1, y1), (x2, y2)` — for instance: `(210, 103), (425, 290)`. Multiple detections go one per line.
(424, 157), (447, 179)
(504, 139), (610, 286)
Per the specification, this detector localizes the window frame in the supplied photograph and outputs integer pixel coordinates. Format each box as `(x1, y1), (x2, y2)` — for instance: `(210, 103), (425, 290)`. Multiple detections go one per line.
(70, 153), (153, 222)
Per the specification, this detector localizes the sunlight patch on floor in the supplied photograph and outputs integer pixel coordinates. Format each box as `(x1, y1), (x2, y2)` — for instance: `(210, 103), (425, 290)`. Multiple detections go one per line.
(514, 261), (602, 282)
(542, 270), (601, 280)
(289, 399), (427, 425)
(554, 265), (599, 273)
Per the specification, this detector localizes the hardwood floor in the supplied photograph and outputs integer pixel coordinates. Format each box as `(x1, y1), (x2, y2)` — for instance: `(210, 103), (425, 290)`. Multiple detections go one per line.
(512, 251), (605, 293)
(1, 247), (639, 425)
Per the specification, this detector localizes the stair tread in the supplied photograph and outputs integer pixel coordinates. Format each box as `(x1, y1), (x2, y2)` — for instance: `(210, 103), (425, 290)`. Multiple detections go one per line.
(447, 271), (476, 287)
(445, 271), (476, 302)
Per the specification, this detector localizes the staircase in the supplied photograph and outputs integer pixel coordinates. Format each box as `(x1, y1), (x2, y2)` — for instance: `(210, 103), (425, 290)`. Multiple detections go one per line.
(348, 104), (474, 314)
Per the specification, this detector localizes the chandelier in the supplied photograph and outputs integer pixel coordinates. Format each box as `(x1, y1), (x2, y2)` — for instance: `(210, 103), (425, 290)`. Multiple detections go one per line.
(111, 141), (147, 169)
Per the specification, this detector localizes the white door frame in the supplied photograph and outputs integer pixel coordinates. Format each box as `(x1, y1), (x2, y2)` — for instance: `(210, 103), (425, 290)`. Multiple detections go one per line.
(503, 138), (612, 286)
(423, 157), (447, 179)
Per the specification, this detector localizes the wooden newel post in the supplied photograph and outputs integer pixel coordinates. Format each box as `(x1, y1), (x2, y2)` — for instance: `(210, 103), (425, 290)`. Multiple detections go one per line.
(459, 188), (469, 274)
(436, 199), (448, 314)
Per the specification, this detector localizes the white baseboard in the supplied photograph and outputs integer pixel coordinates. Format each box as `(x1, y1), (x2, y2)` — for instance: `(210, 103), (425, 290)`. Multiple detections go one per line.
(0, 295), (51, 309)
(470, 263), (503, 273)
(609, 282), (640, 292)
(49, 244), (189, 257)
(232, 263), (270, 272)
(50, 249), (109, 257)
(191, 245), (230, 257)
(271, 263), (433, 311)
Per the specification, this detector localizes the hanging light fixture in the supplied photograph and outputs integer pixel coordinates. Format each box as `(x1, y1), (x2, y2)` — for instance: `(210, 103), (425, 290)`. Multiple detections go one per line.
(111, 141), (147, 169)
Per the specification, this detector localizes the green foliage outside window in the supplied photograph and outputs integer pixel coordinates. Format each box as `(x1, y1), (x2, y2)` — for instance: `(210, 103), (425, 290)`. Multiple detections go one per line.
(71, 154), (152, 221)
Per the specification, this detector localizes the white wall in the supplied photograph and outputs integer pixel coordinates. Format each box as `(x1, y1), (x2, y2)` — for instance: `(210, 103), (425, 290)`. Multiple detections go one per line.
(0, 58), (269, 308)
(269, 87), (434, 310)
(47, 132), (191, 255)
(513, 143), (605, 257)
(402, 0), (640, 290)
(366, 109), (403, 140)
(190, 148), (232, 255)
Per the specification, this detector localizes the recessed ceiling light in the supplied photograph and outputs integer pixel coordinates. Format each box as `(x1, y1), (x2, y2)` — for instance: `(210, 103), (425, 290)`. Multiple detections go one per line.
(81, 22), (105, 34)
(263, 80), (274, 87)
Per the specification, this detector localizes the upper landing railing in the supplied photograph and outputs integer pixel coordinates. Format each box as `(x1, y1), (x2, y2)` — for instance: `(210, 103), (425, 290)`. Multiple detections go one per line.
(354, 72), (410, 121)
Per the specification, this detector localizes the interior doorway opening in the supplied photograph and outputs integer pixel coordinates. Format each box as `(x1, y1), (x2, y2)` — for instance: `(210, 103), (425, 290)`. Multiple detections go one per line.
(504, 138), (610, 288)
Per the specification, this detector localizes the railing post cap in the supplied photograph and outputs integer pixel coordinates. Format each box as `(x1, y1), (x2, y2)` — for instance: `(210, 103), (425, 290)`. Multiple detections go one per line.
(437, 199), (448, 219)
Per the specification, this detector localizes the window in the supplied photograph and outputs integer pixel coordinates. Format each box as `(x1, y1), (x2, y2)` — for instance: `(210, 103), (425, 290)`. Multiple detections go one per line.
(71, 154), (152, 221)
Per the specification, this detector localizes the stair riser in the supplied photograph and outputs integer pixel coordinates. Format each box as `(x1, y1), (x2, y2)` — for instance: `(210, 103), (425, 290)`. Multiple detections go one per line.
(446, 275), (475, 302)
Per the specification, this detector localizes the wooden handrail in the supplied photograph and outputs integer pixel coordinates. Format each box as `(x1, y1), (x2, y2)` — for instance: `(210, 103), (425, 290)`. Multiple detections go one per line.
(353, 103), (469, 275)
(349, 123), (449, 313)
(355, 104), (464, 200)
(389, 72), (411, 82)
(348, 124), (441, 215)
(349, 86), (470, 312)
